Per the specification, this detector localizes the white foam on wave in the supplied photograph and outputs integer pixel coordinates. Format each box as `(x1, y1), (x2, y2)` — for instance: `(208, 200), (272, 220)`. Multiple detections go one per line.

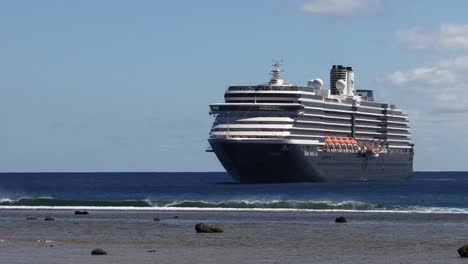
(163, 199), (376, 207)
(405, 206), (468, 214)
(1, 205), (467, 214)
(36, 239), (53, 243)
(0, 196), (54, 203)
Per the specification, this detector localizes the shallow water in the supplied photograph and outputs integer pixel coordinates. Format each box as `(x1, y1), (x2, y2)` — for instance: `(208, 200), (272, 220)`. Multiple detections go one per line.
(0, 210), (466, 264)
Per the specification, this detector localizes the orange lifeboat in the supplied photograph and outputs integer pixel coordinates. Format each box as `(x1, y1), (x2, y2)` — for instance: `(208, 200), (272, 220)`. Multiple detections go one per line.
(338, 138), (346, 144)
(325, 137), (333, 143)
(332, 138), (340, 144)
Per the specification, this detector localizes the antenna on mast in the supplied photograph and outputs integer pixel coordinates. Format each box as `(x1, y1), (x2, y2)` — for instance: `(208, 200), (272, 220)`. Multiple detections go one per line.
(269, 59), (286, 86)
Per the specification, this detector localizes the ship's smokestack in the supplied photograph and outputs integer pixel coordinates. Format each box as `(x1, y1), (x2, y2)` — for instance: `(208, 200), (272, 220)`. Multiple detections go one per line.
(330, 65), (355, 96)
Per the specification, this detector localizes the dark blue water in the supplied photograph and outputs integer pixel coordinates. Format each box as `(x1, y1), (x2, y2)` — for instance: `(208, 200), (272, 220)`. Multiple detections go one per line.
(0, 172), (467, 212)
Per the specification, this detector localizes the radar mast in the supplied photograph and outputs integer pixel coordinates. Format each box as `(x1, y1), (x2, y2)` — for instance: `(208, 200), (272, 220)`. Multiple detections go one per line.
(269, 60), (285, 86)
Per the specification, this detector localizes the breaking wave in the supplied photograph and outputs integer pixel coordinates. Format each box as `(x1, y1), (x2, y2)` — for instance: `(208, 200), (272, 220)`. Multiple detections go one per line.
(0, 197), (467, 214)
(0, 197), (385, 210)
(0, 197), (380, 210)
(0, 197), (151, 207)
(160, 200), (384, 210)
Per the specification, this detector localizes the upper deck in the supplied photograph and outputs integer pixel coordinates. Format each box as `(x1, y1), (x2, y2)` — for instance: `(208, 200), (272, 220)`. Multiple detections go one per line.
(208, 63), (412, 150)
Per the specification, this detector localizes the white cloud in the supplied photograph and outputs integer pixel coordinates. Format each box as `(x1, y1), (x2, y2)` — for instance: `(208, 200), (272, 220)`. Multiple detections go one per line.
(299, 0), (382, 16)
(436, 55), (468, 70)
(381, 58), (468, 114)
(397, 24), (468, 51)
(384, 66), (456, 86)
(386, 24), (468, 116)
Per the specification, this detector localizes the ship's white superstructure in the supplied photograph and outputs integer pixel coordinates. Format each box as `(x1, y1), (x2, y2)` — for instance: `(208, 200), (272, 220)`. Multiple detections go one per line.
(209, 63), (412, 153)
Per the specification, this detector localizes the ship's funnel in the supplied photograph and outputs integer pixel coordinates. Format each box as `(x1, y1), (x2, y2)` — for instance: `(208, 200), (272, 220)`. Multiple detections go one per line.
(330, 65), (355, 96)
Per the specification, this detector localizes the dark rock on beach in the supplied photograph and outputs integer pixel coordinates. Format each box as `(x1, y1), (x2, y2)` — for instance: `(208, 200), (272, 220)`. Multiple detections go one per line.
(195, 223), (223, 233)
(335, 216), (347, 223)
(147, 249), (157, 253)
(91, 248), (107, 255)
(74, 210), (89, 215)
(173, 216), (180, 219)
(153, 217), (160, 221)
(458, 245), (468, 258)
(26, 217), (37, 220)
(44, 217), (55, 221)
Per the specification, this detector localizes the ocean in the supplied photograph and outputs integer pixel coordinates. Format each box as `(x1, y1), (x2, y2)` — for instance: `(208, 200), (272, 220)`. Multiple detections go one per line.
(0, 172), (467, 263)
(0, 171), (467, 213)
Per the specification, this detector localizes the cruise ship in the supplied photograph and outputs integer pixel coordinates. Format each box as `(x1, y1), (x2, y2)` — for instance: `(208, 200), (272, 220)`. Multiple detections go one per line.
(207, 63), (414, 183)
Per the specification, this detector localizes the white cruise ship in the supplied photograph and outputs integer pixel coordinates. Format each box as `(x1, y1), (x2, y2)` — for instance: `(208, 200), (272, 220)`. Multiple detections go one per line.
(207, 63), (414, 183)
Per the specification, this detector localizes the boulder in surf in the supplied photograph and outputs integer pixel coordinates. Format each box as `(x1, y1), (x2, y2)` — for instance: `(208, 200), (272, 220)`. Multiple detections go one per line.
(335, 216), (347, 223)
(458, 245), (468, 258)
(74, 210), (89, 215)
(91, 248), (107, 255)
(195, 223), (223, 233)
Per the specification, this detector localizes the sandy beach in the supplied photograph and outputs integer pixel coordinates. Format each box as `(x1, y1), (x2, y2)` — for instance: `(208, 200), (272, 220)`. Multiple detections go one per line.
(0, 209), (466, 264)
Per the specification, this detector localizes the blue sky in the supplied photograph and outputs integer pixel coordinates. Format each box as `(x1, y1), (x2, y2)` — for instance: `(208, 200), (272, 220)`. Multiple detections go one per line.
(1, 0), (467, 172)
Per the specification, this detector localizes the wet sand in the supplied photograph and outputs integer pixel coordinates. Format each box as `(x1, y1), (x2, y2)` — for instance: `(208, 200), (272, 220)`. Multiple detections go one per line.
(0, 209), (467, 264)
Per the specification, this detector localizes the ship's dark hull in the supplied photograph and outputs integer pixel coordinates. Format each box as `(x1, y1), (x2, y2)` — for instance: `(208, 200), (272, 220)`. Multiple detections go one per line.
(209, 140), (413, 183)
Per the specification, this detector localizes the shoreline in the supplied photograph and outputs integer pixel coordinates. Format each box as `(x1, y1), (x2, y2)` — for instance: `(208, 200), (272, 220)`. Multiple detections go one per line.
(0, 208), (466, 263)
